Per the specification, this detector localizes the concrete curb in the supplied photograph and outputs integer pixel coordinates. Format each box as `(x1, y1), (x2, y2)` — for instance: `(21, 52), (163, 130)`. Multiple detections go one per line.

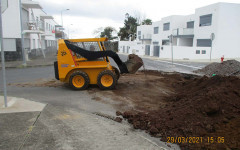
(0, 96), (47, 114)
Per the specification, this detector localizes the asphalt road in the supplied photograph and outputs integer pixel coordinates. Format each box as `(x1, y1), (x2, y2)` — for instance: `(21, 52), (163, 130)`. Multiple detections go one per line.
(0, 55), (209, 150)
(117, 54), (209, 74)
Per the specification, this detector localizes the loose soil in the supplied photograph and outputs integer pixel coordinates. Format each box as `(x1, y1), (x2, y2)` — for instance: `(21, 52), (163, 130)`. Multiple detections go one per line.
(117, 71), (240, 150)
(195, 59), (240, 76)
(8, 79), (64, 87)
(90, 70), (240, 149)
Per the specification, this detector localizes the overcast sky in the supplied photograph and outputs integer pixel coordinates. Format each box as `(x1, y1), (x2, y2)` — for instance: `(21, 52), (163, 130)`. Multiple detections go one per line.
(35, 0), (240, 39)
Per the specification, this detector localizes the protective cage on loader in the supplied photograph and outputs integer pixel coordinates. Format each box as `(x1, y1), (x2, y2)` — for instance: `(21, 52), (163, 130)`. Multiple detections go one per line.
(54, 38), (143, 90)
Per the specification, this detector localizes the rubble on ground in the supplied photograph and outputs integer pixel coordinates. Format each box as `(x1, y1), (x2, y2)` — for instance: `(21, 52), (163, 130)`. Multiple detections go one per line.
(195, 60), (240, 76)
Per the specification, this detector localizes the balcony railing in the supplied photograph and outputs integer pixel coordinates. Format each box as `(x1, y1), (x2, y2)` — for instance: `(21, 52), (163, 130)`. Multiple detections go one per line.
(26, 20), (44, 31)
(172, 28), (194, 36)
(141, 34), (152, 40)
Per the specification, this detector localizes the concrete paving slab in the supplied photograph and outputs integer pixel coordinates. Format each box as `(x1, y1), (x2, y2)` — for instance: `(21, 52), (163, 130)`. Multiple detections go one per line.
(0, 111), (40, 150)
(22, 105), (177, 150)
(0, 96), (46, 114)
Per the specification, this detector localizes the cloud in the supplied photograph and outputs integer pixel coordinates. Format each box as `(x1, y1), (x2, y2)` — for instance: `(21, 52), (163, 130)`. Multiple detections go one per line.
(35, 0), (137, 22)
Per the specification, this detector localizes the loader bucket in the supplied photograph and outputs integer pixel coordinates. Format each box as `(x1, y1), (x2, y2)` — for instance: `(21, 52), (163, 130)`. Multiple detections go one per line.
(124, 54), (143, 74)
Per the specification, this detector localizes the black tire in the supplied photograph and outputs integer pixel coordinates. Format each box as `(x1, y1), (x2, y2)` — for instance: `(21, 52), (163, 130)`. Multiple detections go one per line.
(54, 61), (59, 80)
(112, 66), (120, 80)
(97, 70), (117, 90)
(69, 71), (90, 90)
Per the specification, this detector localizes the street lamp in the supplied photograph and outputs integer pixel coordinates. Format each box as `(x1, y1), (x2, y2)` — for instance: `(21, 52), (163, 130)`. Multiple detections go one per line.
(61, 9), (69, 27)
(125, 13), (130, 40)
(68, 24), (73, 39)
(61, 9), (69, 39)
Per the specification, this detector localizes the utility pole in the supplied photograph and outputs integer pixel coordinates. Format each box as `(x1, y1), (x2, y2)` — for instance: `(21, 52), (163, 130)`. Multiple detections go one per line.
(19, 0), (26, 66)
(0, 0), (8, 107)
(169, 34), (173, 65)
(210, 33), (215, 61)
(60, 9), (69, 39)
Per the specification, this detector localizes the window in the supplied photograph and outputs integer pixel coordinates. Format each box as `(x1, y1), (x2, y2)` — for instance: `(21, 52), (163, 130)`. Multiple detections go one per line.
(1, 0), (8, 13)
(162, 40), (169, 45)
(138, 36), (141, 40)
(187, 21), (194, 28)
(202, 50), (206, 54)
(199, 14), (212, 27)
(46, 23), (48, 30)
(154, 27), (159, 34)
(163, 23), (170, 31)
(3, 38), (16, 51)
(153, 42), (159, 45)
(138, 31), (141, 35)
(197, 39), (212, 47)
(196, 50), (200, 54)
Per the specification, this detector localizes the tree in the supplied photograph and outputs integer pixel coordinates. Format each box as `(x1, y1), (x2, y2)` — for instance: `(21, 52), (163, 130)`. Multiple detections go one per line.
(118, 16), (139, 41)
(93, 26), (117, 40)
(142, 19), (152, 25)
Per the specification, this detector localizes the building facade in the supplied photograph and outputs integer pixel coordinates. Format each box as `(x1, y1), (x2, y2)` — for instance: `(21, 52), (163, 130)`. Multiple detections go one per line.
(119, 2), (240, 59)
(1, 0), (60, 61)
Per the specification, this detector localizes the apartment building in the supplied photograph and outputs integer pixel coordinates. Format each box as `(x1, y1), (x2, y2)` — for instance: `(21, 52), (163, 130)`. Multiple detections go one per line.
(1, 0), (60, 61)
(119, 2), (240, 59)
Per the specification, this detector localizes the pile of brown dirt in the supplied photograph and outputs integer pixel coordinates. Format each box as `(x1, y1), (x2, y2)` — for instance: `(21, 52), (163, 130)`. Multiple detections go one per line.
(195, 60), (240, 76)
(117, 74), (240, 149)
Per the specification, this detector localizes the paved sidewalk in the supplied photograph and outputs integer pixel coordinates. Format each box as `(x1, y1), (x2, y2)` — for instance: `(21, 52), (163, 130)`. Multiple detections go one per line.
(0, 51), (57, 68)
(0, 96), (46, 150)
(0, 98), (175, 150)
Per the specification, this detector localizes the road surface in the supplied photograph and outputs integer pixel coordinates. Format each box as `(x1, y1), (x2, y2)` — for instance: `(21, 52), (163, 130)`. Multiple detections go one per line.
(0, 55), (208, 150)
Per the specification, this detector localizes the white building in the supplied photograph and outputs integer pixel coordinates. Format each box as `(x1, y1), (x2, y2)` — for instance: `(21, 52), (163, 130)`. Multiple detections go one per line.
(119, 2), (240, 59)
(1, 0), (60, 61)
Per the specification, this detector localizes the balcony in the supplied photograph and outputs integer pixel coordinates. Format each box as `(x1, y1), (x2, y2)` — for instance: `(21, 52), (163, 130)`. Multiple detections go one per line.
(23, 20), (44, 34)
(21, 0), (42, 9)
(172, 28), (194, 38)
(141, 34), (152, 40)
(40, 15), (54, 20)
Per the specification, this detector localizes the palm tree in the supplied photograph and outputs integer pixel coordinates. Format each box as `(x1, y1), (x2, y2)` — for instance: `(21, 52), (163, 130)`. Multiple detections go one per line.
(142, 19), (152, 25)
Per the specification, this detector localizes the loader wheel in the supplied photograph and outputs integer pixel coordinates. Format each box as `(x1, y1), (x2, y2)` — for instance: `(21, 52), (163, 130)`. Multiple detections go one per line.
(112, 66), (120, 80)
(97, 70), (117, 90)
(69, 71), (90, 90)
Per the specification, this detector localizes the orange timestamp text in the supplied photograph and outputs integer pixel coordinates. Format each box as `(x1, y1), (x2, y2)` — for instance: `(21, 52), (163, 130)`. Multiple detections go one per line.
(167, 137), (224, 144)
